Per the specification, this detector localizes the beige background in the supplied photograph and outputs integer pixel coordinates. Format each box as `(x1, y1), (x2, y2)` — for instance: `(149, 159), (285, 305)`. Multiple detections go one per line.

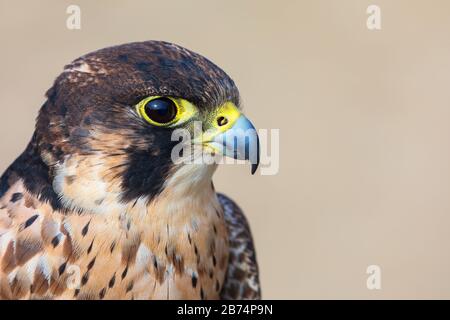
(1, 0), (450, 299)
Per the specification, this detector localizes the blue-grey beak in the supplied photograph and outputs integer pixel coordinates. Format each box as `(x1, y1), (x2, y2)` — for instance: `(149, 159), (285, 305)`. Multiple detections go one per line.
(212, 115), (260, 174)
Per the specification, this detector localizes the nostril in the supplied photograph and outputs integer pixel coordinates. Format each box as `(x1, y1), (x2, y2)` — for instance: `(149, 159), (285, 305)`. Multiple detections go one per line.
(217, 116), (228, 127)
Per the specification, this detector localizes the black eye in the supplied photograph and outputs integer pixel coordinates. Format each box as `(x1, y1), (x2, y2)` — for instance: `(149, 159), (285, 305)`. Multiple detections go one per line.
(143, 98), (178, 124)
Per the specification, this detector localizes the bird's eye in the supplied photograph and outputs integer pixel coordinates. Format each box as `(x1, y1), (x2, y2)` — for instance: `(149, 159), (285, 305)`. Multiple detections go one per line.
(136, 96), (198, 127)
(137, 97), (179, 126)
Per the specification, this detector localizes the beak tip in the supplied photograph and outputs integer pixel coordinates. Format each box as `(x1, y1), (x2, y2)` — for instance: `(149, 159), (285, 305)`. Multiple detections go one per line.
(251, 163), (259, 175)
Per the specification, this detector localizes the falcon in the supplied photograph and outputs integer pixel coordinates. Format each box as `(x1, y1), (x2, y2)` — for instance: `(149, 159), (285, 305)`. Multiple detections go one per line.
(0, 41), (261, 300)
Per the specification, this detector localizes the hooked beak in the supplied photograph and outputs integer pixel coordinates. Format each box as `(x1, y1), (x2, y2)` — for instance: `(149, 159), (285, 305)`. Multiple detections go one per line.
(205, 114), (260, 175)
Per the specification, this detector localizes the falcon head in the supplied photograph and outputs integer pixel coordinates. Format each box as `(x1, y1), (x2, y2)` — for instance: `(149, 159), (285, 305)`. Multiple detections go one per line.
(32, 41), (259, 212)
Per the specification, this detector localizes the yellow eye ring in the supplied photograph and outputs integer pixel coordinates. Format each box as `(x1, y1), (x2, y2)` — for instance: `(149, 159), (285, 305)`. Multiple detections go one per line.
(136, 96), (197, 127)
(136, 96), (180, 126)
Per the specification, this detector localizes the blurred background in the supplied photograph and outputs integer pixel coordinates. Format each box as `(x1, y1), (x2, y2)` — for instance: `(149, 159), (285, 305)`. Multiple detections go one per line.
(1, 0), (450, 299)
